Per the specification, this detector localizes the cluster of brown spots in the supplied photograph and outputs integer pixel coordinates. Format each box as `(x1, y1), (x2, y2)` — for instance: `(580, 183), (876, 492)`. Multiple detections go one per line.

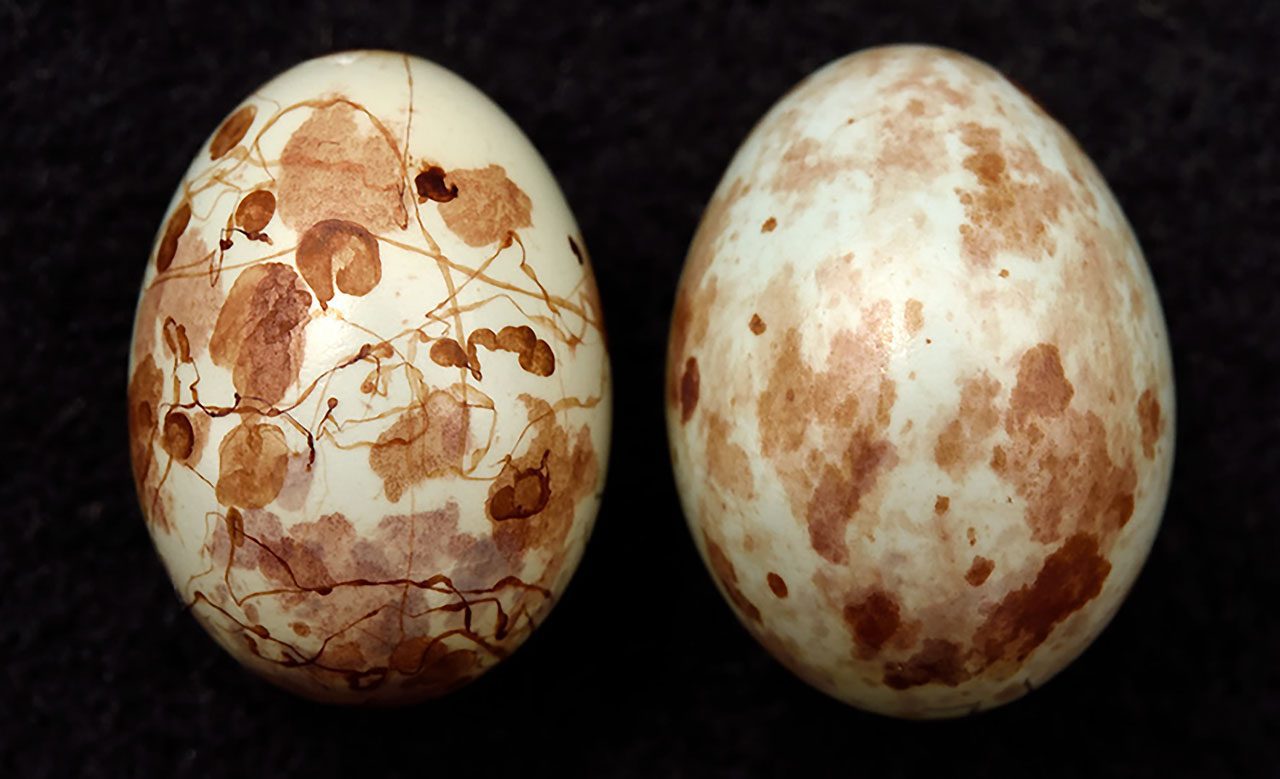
(807, 434), (893, 564)
(155, 202), (191, 273)
(679, 356), (700, 423)
(295, 219), (382, 309)
(843, 589), (902, 655)
(965, 556), (995, 587)
(436, 165), (532, 247)
(1137, 388), (1163, 459)
(761, 217), (777, 233)
(215, 421), (291, 509)
(235, 190), (276, 238)
(767, 572), (789, 598)
(278, 102), (408, 234)
(955, 122), (1070, 268)
(210, 105), (257, 160)
(748, 313), (766, 335)
(974, 533), (1111, 665)
(703, 412), (755, 499)
(413, 164), (457, 203)
(369, 390), (470, 502)
(209, 263), (312, 405)
(934, 372), (1001, 476)
(486, 396), (598, 563)
(904, 299), (924, 336)
(703, 534), (761, 622)
(769, 137), (851, 195)
(883, 638), (967, 690)
(875, 98), (949, 182)
(429, 325), (555, 380)
(881, 50), (976, 109)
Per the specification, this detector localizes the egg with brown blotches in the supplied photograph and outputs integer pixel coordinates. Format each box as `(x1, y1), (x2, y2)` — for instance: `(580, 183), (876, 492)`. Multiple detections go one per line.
(666, 44), (1173, 718)
(129, 51), (611, 704)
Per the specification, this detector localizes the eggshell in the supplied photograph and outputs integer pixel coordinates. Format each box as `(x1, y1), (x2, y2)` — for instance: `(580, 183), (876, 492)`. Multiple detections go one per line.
(128, 51), (611, 703)
(665, 45), (1174, 718)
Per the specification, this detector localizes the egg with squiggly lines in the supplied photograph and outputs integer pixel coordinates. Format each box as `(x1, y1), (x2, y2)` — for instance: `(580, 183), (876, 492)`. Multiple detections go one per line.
(666, 45), (1173, 718)
(129, 51), (610, 703)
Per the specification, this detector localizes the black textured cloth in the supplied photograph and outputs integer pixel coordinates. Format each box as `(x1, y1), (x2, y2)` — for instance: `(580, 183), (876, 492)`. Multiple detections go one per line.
(2, 2), (1276, 777)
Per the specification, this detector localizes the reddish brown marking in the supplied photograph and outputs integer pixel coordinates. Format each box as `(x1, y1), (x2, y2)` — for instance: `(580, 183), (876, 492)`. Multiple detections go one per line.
(215, 421), (290, 509)
(161, 410), (195, 461)
(437, 165), (533, 247)
(704, 412), (755, 499)
(429, 338), (470, 370)
(806, 432), (891, 564)
(883, 639), (968, 690)
(904, 299), (924, 336)
(1010, 344), (1074, 420)
(770, 137), (849, 194)
(568, 235), (585, 265)
(369, 391), (470, 502)
(1138, 388), (1163, 459)
(843, 589), (901, 654)
(935, 495), (950, 514)
(934, 372), (1001, 474)
(749, 314), (766, 335)
(761, 217), (778, 233)
(974, 533), (1111, 664)
(965, 556), (995, 587)
(679, 356), (700, 423)
(704, 534), (761, 622)
(967, 526), (977, 546)
(414, 165), (457, 202)
(295, 219), (382, 309)
(767, 572), (789, 598)
(209, 263), (311, 404)
(155, 202), (191, 273)
(128, 356), (165, 527)
(210, 105), (256, 160)
(999, 268), (1010, 278)
(235, 190), (276, 235)
(487, 451), (551, 521)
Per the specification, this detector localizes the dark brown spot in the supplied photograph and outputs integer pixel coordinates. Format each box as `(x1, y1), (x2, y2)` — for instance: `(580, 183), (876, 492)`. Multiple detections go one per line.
(414, 165), (457, 202)
(155, 202), (191, 273)
(1137, 388), (1162, 459)
(161, 411), (195, 461)
(215, 421), (290, 509)
(974, 533), (1111, 664)
(210, 105), (256, 160)
(429, 338), (470, 370)
(487, 451), (551, 521)
(761, 216), (777, 233)
(767, 572), (789, 598)
(568, 235), (585, 264)
(235, 190), (276, 235)
(965, 556), (995, 587)
(883, 639), (968, 690)
(749, 314), (766, 335)
(462, 326), (555, 379)
(704, 534), (761, 622)
(295, 219), (382, 309)
(843, 589), (901, 654)
(935, 495), (950, 514)
(999, 268), (1010, 278)
(680, 356), (700, 423)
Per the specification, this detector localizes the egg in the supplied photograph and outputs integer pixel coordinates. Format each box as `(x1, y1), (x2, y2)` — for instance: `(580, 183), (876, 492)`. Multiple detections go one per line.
(128, 51), (611, 703)
(666, 45), (1173, 718)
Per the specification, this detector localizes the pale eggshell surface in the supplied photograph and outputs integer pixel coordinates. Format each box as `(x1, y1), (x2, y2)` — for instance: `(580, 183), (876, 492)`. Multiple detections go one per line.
(666, 45), (1174, 718)
(129, 51), (610, 703)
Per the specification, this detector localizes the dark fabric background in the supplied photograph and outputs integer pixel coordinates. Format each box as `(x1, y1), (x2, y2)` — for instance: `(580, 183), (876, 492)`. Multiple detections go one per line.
(2, 1), (1277, 776)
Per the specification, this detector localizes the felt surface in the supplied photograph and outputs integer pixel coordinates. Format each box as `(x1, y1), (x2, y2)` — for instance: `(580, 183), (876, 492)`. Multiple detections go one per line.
(2, 1), (1277, 776)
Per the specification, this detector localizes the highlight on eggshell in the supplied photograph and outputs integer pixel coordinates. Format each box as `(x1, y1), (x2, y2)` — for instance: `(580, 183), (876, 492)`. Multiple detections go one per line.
(665, 44), (1174, 718)
(128, 51), (611, 704)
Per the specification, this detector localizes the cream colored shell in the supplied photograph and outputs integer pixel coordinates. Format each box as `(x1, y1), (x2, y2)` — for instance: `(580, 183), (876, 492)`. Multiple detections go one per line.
(666, 45), (1173, 718)
(129, 51), (610, 703)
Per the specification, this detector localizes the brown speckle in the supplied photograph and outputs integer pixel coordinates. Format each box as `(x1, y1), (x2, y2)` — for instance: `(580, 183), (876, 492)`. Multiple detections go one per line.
(965, 556), (995, 587)
(934, 495), (950, 515)
(761, 216), (778, 233)
(904, 299), (924, 336)
(999, 268), (1010, 278)
(767, 572), (789, 598)
(749, 313), (766, 335)
(967, 526), (977, 546)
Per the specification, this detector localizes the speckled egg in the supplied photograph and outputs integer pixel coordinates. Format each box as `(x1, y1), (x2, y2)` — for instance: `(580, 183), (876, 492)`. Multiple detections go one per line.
(665, 45), (1173, 718)
(128, 51), (610, 704)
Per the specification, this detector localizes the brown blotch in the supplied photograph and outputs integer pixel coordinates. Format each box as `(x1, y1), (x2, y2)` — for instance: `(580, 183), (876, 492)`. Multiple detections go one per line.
(414, 165), (457, 203)
(883, 639), (968, 690)
(934, 372), (1001, 475)
(155, 202), (191, 273)
(806, 433), (891, 565)
(935, 495), (950, 514)
(210, 105), (256, 160)
(974, 532), (1111, 664)
(843, 589), (901, 654)
(436, 165), (532, 247)
(278, 102), (407, 233)
(770, 137), (850, 195)
(704, 535), (761, 623)
(209, 263), (311, 405)
(295, 219), (382, 309)
(904, 299), (924, 335)
(161, 411), (195, 461)
(127, 356), (164, 525)
(215, 421), (290, 509)
(568, 235), (586, 265)
(1137, 388), (1163, 459)
(462, 326), (555, 379)
(429, 338), (470, 370)
(487, 451), (551, 521)
(761, 216), (777, 233)
(235, 190), (276, 236)
(679, 356), (700, 423)
(704, 412), (755, 499)
(1010, 343), (1074, 421)
(965, 556), (995, 587)
(767, 572), (789, 598)
(369, 391), (470, 502)
(749, 313), (766, 335)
